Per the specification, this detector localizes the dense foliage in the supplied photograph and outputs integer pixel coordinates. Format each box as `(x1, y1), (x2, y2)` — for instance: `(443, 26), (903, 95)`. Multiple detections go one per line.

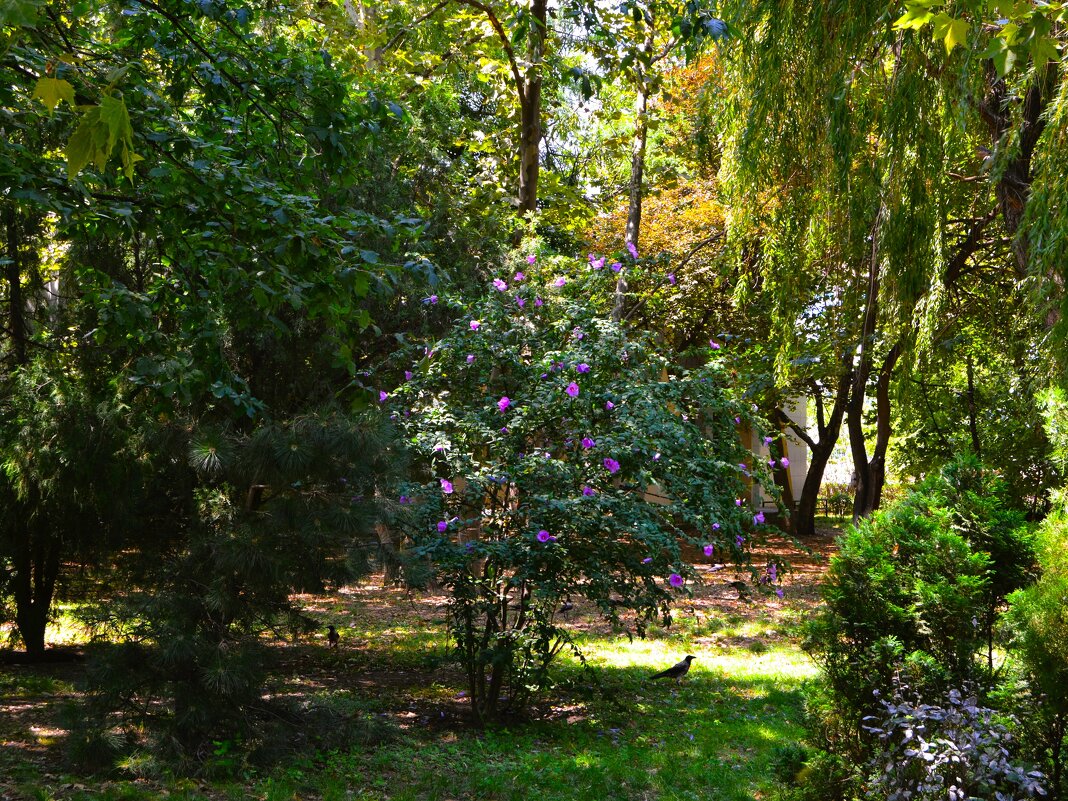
(2, 0), (1068, 788)
(386, 248), (777, 721)
(799, 457), (1039, 797)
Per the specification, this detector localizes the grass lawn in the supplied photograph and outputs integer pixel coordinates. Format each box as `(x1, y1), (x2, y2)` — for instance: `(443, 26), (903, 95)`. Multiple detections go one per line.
(0, 532), (836, 801)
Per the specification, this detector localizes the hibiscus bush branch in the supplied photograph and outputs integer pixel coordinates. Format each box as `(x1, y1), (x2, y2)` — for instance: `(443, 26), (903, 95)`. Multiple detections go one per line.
(383, 247), (781, 722)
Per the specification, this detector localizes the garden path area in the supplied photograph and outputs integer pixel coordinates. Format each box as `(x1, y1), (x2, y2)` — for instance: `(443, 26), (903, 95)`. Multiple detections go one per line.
(0, 530), (838, 801)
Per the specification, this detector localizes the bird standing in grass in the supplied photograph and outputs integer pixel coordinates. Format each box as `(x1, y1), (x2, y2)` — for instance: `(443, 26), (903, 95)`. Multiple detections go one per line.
(327, 625), (340, 648)
(559, 599), (574, 619)
(648, 654), (696, 684)
(727, 580), (751, 601)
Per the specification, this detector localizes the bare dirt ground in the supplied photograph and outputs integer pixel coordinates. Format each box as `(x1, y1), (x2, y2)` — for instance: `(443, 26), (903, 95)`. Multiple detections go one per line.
(0, 528), (840, 798)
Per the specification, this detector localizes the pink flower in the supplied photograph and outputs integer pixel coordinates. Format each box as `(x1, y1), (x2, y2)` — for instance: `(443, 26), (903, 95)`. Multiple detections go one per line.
(754, 511), (765, 525)
(642, 557), (653, 564)
(500, 426), (508, 433)
(566, 382), (580, 398)
(610, 261), (622, 272)
(652, 453), (661, 462)
(516, 296), (525, 308)
(553, 276), (566, 287)
(526, 254), (536, 264)
(736, 534), (745, 547)
(535, 297), (544, 307)
(589, 254), (605, 269)
(493, 278), (508, 291)
(582, 485), (595, 496)
(576, 363), (590, 373)
(669, 573), (683, 588)
(734, 416), (741, 424)
(423, 295), (438, 304)
(581, 437), (596, 449)
(466, 354), (475, 363)
(626, 242), (639, 259)
(404, 370), (413, 380)
(776, 588), (784, 599)
(605, 401), (615, 410)
(437, 521), (448, 532)
(780, 457), (790, 468)
(735, 498), (743, 506)
(537, 529), (551, 543)
(441, 479), (454, 494)
(703, 544), (715, 557)
(769, 459), (777, 468)
(603, 457), (620, 474)
(379, 390), (389, 402)
(514, 272), (525, 282)
(712, 522), (720, 530)
(498, 396), (511, 412)
(470, 320), (480, 330)
(667, 273), (676, 285)
(710, 340), (721, 350)
(764, 436), (774, 445)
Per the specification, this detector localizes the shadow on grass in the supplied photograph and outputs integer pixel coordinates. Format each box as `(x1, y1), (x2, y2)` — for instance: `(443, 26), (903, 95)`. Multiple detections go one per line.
(300, 659), (813, 801)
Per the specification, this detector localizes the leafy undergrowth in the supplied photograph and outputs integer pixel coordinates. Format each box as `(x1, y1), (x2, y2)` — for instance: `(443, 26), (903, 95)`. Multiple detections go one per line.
(0, 531), (836, 801)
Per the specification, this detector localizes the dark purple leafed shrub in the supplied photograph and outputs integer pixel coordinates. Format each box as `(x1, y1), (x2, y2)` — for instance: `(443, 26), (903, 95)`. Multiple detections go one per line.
(862, 680), (1046, 801)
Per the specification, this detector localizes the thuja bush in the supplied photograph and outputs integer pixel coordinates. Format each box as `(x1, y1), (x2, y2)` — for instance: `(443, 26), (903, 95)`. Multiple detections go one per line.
(862, 680), (1045, 801)
(1006, 498), (1068, 799)
(808, 455), (1034, 725)
(385, 246), (779, 723)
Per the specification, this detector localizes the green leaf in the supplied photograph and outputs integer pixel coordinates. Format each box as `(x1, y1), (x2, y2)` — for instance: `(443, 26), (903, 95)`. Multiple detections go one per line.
(931, 14), (969, 54)
(66, 112), (99, 178)
(1029, 35), (1060, 66)
(893, 3), (936, 31)
(360, 249), (379, 264)
(0, 0), (43, 28)
(32, 77), (75, 111)
(983, 36), (1019, 75)
(98, 94), (132, 153)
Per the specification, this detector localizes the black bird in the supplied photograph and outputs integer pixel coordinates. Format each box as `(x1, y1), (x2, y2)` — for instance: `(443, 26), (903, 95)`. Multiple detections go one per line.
(727, 580), (750, 601)
(327, 625), (340, 648)
(648, 654), (696, 684)
(559, 599), (574, 619)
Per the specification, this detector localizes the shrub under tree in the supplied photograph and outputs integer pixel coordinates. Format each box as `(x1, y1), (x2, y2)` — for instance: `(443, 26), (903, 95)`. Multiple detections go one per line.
(387, 246), (782, 723)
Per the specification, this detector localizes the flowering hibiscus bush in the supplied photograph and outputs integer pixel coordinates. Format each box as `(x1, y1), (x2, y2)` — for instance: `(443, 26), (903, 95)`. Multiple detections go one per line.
(384, 248), (774, 722)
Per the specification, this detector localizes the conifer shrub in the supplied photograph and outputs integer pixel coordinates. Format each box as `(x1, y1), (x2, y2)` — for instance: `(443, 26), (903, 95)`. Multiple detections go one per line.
(75, 409), (403, 764)
(797, 455), (1036, 797)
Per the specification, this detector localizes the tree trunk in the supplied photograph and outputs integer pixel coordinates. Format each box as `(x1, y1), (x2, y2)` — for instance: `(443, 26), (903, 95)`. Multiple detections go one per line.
(4, 205), (27, 366)
(850, 343), (901, 521)
(978, 61), (1055, 274)
(614, 75), (649, 322)
(782, 370), (850, 538)
(516, 0), (547, 215)
(795, 445), (830, 538)
(966, 356), (981, 457)
(1051, 710), (1065, 801)
(11, 530), (60, 655)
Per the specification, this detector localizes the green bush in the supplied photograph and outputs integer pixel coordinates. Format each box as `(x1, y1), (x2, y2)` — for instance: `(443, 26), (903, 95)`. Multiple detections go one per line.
(1006, 500), (1068, 799)
(388, 246), (777, 722)
(802, 455), (1035, 790)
